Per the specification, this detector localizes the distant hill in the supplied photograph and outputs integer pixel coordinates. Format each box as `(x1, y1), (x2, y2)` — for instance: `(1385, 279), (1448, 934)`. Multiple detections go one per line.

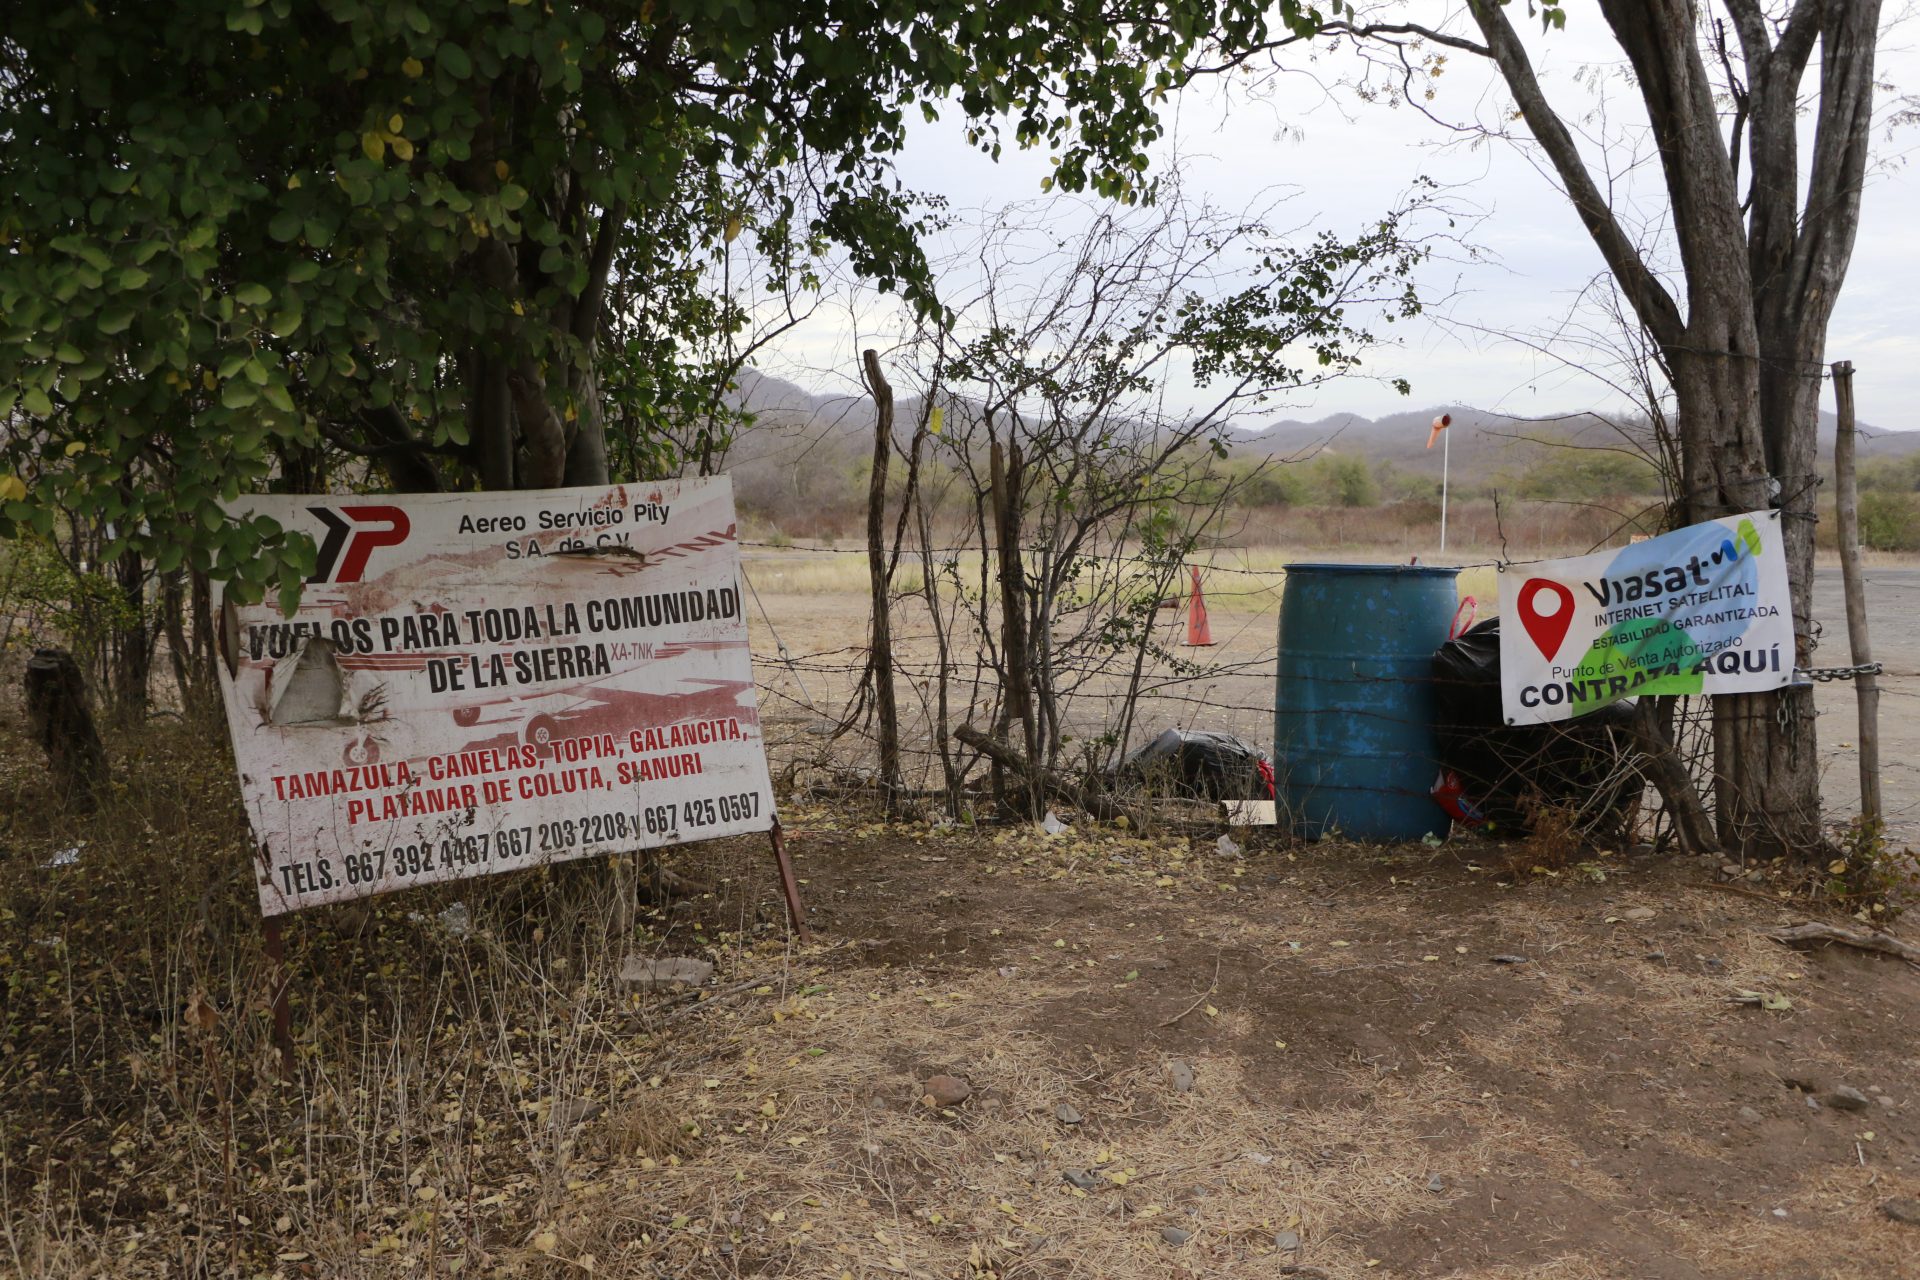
(721, 369), (1919, 497)
(1233, 405), (1919, 484)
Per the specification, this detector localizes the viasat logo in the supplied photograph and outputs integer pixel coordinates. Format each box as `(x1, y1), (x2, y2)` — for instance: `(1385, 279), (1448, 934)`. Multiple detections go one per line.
(1723, 517), (1763, 565)
(307, 505), (411, 583)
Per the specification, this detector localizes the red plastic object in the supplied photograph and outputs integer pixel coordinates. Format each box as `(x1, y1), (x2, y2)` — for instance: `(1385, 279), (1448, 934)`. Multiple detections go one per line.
(1186, 567), (1214, 646)
(1449, 595), (1478, 640)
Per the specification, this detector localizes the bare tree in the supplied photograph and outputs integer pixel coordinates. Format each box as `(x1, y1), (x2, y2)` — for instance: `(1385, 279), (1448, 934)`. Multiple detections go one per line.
(884, 186), (1428, 815)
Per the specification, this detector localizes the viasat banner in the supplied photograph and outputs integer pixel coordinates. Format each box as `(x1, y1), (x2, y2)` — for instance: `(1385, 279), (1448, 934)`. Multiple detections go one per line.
(213, 479), (775, 917)
(1498, 510), (1794, 725)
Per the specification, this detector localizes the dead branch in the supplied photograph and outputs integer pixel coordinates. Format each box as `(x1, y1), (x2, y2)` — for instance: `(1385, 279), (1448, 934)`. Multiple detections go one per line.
(1765, 921), (1920, 967)
(1630, 700), (1718, 855)
(954, 723), (1139, 828)
(1156, 953), (1223, 1029)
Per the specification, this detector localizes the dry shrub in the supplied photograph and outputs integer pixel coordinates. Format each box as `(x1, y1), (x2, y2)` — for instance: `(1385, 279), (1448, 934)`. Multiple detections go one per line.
(1501, 795), (1584, 879)
(0, 711), (798, 1278)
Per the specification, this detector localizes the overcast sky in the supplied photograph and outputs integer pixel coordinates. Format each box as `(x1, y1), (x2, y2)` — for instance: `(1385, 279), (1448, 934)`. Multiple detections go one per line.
(756, 9), (1920, 433)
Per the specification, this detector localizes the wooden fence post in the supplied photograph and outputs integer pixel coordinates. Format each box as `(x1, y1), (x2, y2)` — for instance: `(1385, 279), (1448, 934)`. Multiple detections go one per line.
(1830, 360), (1881, 829)
(861, 349), (903, 813)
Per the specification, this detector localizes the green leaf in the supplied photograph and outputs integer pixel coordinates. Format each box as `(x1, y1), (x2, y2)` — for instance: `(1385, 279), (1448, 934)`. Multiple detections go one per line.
(270, 303), (303, 337)
(235, 283), (272, 307)
(498, 183), (528, 211)
(97, 306), (136, 334)
(221, 379), (259, 409)
(119, 267), (151, 290)
(286, 259), (321, 284)
(436, 41), (472, 79)
(268, 208), (305, 243)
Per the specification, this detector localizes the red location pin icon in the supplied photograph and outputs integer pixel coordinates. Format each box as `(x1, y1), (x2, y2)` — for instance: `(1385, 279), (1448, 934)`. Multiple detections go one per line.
(1516, 578), (1575, 659)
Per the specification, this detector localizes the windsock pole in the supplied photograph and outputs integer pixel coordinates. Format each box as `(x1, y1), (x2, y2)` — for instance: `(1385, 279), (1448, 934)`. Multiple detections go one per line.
(1427, 413), (1453, 554)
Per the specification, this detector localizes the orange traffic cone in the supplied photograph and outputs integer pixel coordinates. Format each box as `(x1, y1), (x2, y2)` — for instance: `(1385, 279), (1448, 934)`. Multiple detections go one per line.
(1185, 567), (1214, 646)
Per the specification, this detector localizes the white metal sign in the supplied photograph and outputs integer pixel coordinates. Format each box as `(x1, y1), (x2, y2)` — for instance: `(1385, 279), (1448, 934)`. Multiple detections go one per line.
(214, 479), (775, 917)
(1498, 509), (1795, 725)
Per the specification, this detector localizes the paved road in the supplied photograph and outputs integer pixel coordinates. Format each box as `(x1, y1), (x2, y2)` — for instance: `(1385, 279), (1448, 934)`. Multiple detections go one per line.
(1809, 563), (1920, 844)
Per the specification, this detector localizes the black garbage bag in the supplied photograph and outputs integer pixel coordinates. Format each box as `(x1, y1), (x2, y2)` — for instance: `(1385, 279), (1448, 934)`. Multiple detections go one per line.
(1119, 728), (1275, 802)
(1431, 617), (1638, 836)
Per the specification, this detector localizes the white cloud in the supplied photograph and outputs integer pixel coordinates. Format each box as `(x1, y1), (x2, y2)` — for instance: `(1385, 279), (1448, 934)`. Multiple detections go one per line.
(760, 15), (1919, 431)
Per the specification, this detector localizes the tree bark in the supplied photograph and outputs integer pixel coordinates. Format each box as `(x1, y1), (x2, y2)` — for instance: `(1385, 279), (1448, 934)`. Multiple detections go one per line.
(112, 542), (150, 722)
(474, 354), (515, 491)
(861, 349), (904, 813)
(563, 367), (612, 487)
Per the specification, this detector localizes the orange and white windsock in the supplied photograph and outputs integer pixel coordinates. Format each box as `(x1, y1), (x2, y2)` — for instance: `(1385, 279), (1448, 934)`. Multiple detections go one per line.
(1426, 413), (1452, 449)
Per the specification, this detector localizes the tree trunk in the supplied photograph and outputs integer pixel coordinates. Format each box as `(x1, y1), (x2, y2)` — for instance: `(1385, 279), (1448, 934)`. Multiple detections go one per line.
(564, 367), (611, 487)
(112, 542), (150, 722)
(1666, 337), (1814, 855)
(474, 354), (515, 491)
(189, 567), (217, 695)
(1462, 0), (1866, 857)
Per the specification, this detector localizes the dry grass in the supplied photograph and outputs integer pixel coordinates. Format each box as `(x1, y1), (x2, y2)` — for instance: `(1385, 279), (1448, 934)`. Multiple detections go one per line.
(5, 715), (1920, 1280)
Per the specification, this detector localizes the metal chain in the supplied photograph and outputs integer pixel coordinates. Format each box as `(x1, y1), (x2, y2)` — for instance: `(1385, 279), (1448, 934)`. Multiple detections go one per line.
(1795, 662), (1884, 683)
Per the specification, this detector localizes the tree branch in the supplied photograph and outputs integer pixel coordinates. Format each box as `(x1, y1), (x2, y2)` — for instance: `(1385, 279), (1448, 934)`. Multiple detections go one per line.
(1787, 0), (1881, 348)
(350, 407), (443, 493)
(508, 361), (568, 488)
(571, 200), (627, 348)
(1464, 0), (1684, 349)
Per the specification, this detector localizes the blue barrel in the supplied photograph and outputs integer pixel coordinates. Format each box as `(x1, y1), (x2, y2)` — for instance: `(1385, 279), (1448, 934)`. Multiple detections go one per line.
(1275, 563), (1460, 841)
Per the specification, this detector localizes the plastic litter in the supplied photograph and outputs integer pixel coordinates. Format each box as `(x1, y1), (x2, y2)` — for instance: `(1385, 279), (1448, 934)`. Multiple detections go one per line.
(40, 844), (84, 869)
(1119, 728), (1275, 802)
(1431, 617), (1637, 835)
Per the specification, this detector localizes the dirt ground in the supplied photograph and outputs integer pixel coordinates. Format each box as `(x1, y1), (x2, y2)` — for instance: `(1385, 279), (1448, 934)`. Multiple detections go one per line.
(4, 552), (1918, 1280)
(593, 817), (1920, 1280)
(8, 747), (1920, 1278)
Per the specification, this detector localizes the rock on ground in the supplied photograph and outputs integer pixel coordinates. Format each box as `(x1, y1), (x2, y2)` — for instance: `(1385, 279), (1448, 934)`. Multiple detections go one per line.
(618, 955), (714, 989)
(920, 1074), (972, 1107)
